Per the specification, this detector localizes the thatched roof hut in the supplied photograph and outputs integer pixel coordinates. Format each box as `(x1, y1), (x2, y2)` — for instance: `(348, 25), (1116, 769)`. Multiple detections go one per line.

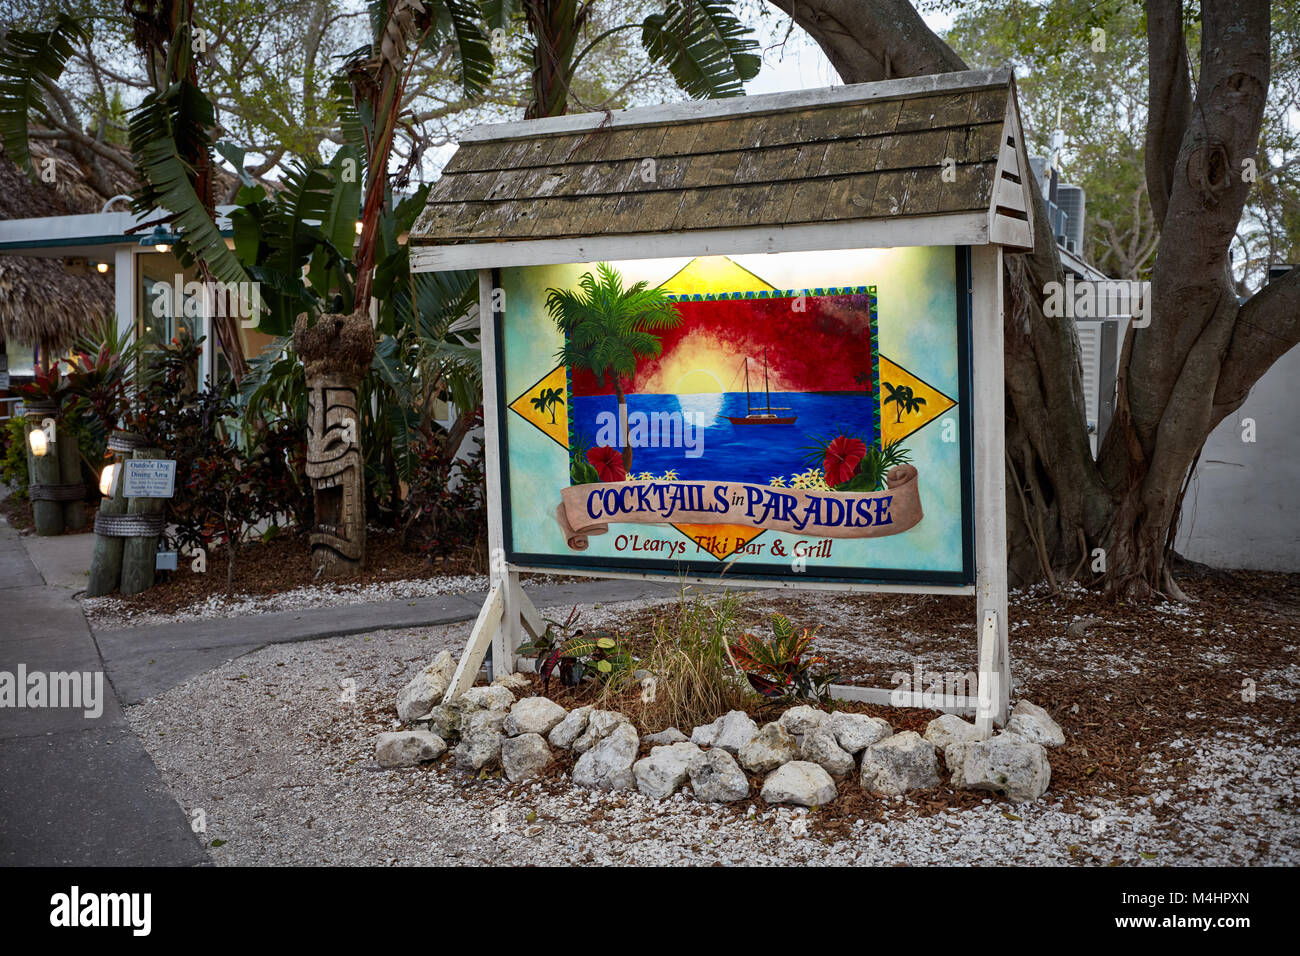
(0, 138), (134, 357)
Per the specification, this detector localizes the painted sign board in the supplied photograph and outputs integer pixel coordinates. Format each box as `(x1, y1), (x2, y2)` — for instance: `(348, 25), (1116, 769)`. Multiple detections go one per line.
(123, 459), (177, 499)
(495, 246), (973, 586)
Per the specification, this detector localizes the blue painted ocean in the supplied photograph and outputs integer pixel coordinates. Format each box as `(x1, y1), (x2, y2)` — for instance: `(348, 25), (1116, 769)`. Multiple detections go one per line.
(572, 391), (877, 485)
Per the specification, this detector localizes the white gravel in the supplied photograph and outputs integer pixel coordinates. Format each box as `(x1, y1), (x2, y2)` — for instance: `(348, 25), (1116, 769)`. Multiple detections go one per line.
(125, 599), (1299, 866)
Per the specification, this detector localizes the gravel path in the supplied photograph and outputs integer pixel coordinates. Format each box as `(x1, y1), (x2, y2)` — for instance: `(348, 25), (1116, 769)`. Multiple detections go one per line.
(125, 593), (1299, 866)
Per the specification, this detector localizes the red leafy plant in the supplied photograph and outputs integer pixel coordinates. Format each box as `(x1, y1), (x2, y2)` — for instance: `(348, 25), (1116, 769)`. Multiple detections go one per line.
(727, 612), (832, 701)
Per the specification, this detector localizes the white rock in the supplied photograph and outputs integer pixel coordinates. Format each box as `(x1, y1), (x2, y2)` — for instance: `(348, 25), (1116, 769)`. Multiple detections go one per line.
(634, 742), (706, 799)
(943, 742), (974, 787)
(1006, 700), (1066, 747)
(501, 733), (552, 782)
(643, 727), (688, 745)
(689, 749), (750, 803)
(412, 703), (459, 741)
(504, 697), (568, 737)
(395, 653), (455, 721)
(960, 731), (1052, 802)
(779, 705), (827, 735)
(712, 710), (759, 754)
(924, 713), (983, 751)
(573, 709), (631, 753)
(761, 761), (837, 807)
(827, 712), (893, 754)
(572, 722), (639, 791)
(738, 722), (801, 773)
(376, 731), (446, 768)
(547, 705), (593, 749)
(454, 709), (506, 771)
(458, 685), (515, 712)
(860, 731), (940, 795)
(690, 718), (720, 747)
(801, 727), (856, 778)
(492, 672), (533, 694)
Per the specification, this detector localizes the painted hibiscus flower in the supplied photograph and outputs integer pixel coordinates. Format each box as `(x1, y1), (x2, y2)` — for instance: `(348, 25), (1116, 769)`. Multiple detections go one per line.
(822, 435), (867, 487)
(587, 446), (626, 482)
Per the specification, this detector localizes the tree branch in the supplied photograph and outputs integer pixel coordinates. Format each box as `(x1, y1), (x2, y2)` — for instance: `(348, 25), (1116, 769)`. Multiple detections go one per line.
(1214, 267), (1300, 413)
(1145, 0), (1193, 229)
(767, 0), (967, 83)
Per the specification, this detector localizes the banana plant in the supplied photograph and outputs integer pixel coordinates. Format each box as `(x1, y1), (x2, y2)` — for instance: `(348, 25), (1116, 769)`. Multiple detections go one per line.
(0, 13), (88, 177)
(502, 0), (761, 119)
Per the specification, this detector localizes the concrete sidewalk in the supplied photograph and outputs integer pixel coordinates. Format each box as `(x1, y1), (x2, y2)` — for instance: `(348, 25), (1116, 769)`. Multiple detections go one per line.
(0, 522), (208, 866)
(97, 577), (678, 704)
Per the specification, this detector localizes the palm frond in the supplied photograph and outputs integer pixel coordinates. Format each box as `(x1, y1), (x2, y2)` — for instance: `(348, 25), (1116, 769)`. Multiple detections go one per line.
(128, 89), (249, 290)
(0, 14), (89, 177)
(641, 0), (760, 100)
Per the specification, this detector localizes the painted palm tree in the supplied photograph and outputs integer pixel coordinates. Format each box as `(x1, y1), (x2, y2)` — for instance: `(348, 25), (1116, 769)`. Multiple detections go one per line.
(546, 262), (681, 469)
(883, 382), (927, 424)
(853, 370), (872, 393)
(530, 386), (565, 424)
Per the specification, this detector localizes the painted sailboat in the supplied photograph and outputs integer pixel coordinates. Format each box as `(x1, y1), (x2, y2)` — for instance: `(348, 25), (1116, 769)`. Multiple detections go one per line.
(726, 349), (797, 425)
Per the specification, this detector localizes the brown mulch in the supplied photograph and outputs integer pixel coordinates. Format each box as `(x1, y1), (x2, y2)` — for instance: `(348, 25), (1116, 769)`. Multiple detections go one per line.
(471, 565), (1299, 838)
(94, 529), (490, 616)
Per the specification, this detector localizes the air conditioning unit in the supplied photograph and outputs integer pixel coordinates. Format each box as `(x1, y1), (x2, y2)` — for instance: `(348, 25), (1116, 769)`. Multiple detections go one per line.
(1056, 184), (1086, 256)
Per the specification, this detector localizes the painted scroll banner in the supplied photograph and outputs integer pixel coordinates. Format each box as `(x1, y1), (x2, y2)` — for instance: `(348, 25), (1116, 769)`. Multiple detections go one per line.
(556, 465), (923, 551)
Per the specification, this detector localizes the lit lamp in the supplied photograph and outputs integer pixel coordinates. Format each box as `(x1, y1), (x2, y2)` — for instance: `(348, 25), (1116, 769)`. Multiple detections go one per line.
(354, 219), (364, 236)
(95, 261), (109, 274)
(139, 225), (172, 253)
(28, 427), (48, 457)
(99, 463), (117, 497)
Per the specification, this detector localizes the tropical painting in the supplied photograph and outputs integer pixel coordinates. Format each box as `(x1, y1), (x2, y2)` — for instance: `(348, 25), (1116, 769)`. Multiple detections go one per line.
(500, 248), (970, 584)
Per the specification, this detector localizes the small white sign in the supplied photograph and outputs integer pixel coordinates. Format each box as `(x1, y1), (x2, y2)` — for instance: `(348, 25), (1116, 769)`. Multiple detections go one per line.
(123, 459), (177, 498)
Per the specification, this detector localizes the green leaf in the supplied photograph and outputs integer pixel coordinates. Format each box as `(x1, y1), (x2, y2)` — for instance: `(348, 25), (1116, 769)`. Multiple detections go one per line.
(431, 0), (495, 97)
(0, 14), (90, 177)
(307, 146), (363, 297)
(641, 0), (760, 100)
(128, 85), (250, 292)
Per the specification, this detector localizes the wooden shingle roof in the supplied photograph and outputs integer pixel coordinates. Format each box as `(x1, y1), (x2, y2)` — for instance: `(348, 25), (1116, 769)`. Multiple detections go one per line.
(411, 68), (1034, 269)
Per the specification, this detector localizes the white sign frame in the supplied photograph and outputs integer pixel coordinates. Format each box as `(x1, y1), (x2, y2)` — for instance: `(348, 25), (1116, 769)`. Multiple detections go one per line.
(122, 458), (177, 499)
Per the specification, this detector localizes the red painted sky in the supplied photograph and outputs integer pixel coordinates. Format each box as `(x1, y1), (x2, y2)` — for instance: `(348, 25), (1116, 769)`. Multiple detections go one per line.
(571, 293), (876, 395)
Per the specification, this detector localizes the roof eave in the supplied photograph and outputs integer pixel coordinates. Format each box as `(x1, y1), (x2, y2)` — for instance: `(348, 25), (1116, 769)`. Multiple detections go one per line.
(411, 211), (991, 272)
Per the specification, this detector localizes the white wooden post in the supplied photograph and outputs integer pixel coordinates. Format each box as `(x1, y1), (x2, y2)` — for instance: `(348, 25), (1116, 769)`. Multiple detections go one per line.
(114, 246), (135, 349)
(972, 244), (1011, 736)
(478, 270), (526, 677)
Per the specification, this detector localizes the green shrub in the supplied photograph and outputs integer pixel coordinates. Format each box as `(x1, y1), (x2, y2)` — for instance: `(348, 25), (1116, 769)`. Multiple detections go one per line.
(1, 417), (29, 498)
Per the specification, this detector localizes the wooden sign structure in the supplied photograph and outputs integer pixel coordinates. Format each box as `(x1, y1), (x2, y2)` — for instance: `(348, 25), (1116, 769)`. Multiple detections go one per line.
(410, 68), (1034, 735)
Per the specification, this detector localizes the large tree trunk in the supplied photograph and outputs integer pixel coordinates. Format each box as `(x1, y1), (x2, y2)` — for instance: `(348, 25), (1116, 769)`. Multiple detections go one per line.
(772, 0), (1296, 599)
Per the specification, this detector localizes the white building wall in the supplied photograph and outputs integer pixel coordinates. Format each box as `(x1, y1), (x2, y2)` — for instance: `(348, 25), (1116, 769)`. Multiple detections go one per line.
(1175, 343), (1300, 571)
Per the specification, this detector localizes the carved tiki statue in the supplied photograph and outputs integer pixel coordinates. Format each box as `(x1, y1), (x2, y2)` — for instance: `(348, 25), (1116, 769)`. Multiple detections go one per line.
(294, 309), (375, 575)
